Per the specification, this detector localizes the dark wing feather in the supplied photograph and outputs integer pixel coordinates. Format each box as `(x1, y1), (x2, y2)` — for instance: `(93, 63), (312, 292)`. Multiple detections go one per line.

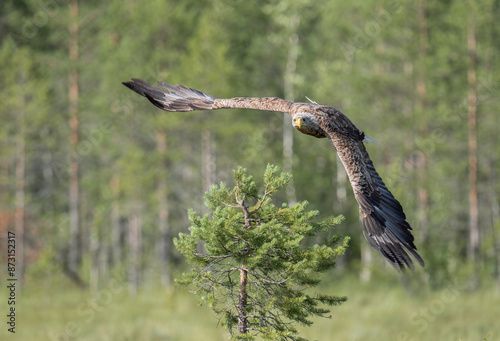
(329, 133), (424, 270)
(122, 78), (215, 112)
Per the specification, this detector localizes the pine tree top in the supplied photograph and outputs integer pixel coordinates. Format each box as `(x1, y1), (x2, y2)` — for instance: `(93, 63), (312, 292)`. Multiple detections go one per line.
(174, 164), (349, 340)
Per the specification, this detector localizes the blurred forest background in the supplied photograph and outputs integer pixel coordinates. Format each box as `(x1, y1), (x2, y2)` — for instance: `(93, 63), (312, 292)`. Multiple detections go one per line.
(1, 0), (499, 340)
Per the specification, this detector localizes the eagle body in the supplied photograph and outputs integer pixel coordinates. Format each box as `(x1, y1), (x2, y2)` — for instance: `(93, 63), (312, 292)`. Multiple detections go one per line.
(123, 78), (424, 270)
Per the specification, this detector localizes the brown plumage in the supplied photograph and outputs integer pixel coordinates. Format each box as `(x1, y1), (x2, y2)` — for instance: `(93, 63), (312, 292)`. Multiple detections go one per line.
(122, 78), (424, 270)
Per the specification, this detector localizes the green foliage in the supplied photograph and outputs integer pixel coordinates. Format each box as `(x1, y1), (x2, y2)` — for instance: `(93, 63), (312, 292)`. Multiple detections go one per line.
(174, 165), (348, 340)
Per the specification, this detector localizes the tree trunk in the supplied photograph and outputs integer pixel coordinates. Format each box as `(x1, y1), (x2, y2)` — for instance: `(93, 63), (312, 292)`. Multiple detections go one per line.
(467, 14), (479, 267)
(156, 130), (171, 286)
(110, 174), (121, 267)
(90, 222), (99, 295)
(99, 228), (108, 284)
(360, 241), (372, 282)
(416, 0), (429, 243)
(282, 14), (300, 205)
(488, 159), (500, 288)
(201, 129), (215, 193)
(128, 203), (142, 295)
(42, 152), (55, 237)
(15, 70), (26, 285)
(238, 264), (248, 335)
(68, 0), (81, 274)
(0, 161), (8, 204)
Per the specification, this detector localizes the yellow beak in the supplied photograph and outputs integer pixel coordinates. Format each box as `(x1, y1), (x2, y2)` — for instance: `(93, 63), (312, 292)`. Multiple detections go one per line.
(295, 117), (301, 129)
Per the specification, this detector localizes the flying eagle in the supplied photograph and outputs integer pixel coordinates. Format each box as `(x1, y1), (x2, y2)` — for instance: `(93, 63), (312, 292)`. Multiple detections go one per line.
(123, 78), (424, 270)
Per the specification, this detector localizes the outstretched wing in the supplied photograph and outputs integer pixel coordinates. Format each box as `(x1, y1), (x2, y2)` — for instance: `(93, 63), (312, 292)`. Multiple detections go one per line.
(123, 78), (294, 113)
(330, 133), (424, 270)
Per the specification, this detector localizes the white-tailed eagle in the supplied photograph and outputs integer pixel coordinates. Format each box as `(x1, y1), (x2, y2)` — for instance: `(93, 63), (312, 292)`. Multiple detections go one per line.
(123, 78), (424, 270)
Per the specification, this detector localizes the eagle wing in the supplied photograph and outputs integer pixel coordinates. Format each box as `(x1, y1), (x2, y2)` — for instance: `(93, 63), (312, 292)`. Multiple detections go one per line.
(122, 78), (292, 113)
(329, 131), (424, 270)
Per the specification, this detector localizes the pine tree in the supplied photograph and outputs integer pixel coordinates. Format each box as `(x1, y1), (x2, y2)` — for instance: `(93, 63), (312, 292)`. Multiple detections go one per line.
(174, 164), (349, 340)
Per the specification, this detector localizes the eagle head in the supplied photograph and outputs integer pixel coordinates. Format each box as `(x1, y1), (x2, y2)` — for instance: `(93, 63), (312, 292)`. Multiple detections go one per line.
(292, 111), (327, 138)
